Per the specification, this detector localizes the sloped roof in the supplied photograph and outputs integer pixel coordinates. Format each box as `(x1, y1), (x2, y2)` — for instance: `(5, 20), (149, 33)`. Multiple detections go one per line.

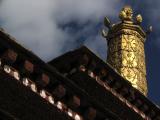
(0, 28), (121, 120)
(49, 46), (160, 120)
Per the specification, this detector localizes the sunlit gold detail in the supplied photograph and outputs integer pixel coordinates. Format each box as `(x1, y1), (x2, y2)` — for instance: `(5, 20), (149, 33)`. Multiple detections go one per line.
(119, 5), (133, 22)
(136, 14), (143, 24)
(103, 6), (150, 96)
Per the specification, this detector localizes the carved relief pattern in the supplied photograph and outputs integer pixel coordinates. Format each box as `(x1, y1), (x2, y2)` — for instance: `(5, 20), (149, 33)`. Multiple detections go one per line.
(107, 34), (147, 95)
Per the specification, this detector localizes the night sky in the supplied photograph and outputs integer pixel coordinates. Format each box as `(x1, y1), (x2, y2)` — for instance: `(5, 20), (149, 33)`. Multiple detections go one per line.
(0, 0), (159, 105)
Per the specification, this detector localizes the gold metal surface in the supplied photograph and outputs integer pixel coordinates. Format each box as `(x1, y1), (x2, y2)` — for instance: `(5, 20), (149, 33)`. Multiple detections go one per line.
(119, 5), (133, 21)
(103, 6), (150, 96)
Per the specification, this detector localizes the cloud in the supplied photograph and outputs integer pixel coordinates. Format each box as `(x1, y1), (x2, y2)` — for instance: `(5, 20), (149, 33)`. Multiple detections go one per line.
(53, 0), (119, 24)
(0, 0), (121, 61)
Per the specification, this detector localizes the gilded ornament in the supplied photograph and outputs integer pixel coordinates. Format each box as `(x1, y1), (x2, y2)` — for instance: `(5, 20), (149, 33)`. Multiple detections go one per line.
(102, 6), (152, 96)
(104, 17), (111, 29)
(119, 6), (133, 21)
(146, 26), (153, 34)
(136, 14), (143, 24)
(102, 29), (108, 38)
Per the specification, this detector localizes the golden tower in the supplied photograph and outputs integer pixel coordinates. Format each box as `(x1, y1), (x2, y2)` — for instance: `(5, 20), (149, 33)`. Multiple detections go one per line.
(102, 6), (152, 96)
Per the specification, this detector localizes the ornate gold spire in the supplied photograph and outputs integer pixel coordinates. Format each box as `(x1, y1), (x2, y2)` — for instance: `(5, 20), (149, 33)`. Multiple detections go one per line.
(102, 6), (152, 96)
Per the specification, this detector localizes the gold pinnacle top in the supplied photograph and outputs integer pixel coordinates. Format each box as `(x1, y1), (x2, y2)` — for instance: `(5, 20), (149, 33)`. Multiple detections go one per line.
(119, 5), (133, 22)
(102, 6), (152, 96)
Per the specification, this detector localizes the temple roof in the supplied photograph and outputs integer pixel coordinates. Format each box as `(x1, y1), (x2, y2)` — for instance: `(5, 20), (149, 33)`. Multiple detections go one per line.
(49, 46), (160, 120)
(0, 27), (159, 119)
(0, 28), (120, 120)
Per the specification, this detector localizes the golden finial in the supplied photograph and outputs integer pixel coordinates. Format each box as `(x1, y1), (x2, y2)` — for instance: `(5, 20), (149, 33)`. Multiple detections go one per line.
(102, 17), (111, 38)
(102, 29), (108, 38)
(104, 17), (111, 29)
(136, 14), (143, 24)
(102, 6), (152, 96)
(146, 26), (153, 34)
(119, 5), (133, 21)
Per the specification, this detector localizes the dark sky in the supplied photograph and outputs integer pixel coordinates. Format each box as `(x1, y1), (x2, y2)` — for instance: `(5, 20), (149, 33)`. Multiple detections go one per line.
(0, 0), (159, 104)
